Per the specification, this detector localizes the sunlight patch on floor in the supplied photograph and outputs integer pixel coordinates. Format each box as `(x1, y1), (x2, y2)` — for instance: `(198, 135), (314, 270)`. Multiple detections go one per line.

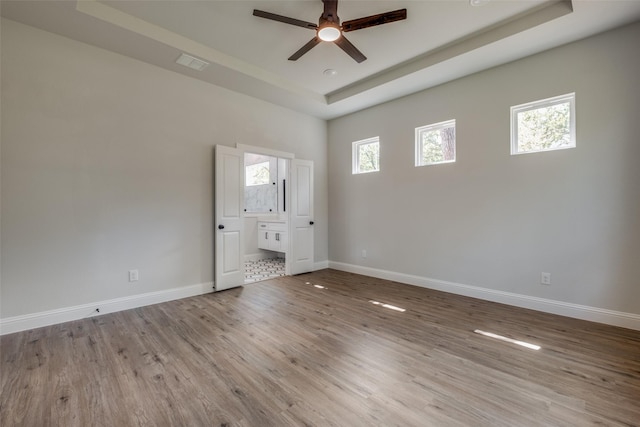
(474, 329), (541, 350)
(369, 300), (406, 312)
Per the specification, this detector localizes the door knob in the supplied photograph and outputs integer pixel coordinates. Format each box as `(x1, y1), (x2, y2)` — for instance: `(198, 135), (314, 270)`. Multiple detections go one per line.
(309, 221), (314, 225)
(218, 224), (225, 230)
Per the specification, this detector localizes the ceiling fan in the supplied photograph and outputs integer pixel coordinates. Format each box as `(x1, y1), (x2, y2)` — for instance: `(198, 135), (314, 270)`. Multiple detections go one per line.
(253, 0), (407, 63)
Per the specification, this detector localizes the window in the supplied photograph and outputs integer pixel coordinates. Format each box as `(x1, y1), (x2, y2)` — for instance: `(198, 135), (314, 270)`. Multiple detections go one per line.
(415, 119), (456, 166)
(245, 160), (270, 186)
(352, 137), (380, 174)
(511, 93), (575, 155)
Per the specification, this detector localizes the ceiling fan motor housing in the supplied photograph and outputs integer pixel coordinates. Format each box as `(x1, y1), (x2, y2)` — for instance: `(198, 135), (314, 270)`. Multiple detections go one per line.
(318, 16), (342, 41)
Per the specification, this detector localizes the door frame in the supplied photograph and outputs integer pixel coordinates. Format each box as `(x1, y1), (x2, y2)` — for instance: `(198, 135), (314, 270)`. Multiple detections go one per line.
(236, 144), (295, 276)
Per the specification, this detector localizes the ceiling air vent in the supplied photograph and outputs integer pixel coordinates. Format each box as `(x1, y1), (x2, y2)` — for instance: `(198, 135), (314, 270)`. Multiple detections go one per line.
(175, 53), (210, 71)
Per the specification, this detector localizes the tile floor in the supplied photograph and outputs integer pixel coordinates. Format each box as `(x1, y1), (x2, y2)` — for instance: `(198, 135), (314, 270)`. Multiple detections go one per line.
(244, 257), (286, 283)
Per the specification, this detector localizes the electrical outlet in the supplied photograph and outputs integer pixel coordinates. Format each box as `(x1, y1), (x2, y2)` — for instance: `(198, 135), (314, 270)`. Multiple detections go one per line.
(129, 269), (139, 282)
(362, 249), (367, 259)
(541, 272), (551, 285)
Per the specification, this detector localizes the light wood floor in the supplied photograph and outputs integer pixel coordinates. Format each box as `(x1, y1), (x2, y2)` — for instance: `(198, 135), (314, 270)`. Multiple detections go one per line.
(2, 269), (639, 426)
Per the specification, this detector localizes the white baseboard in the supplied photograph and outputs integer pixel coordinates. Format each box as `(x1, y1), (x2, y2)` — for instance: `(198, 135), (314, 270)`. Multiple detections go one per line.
(0, 282), (214, 336)
(8, 262), (635, 335)
(328, 261), (640, 331)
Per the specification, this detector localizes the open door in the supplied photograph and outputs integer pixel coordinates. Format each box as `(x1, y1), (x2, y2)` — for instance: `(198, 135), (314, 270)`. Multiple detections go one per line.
(214, 145), (244, 291)
(290, 159), (314, 275)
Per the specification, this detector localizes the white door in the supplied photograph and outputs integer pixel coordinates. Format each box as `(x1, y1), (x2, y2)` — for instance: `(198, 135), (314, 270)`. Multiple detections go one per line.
(290, 159), (314, 275)
(214, 145), (244, 291)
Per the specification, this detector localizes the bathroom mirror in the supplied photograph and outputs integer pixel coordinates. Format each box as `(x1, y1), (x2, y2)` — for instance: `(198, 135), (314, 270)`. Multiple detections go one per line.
(244, 152), (277, 214)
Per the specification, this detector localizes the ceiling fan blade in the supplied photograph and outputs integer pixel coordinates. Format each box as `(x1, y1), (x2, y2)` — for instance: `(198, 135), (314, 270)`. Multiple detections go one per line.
(288, 37), (321, 61)
(334, 35), (366, 63)
(253, 10), (317, 30)
(342, 9), (407, 32)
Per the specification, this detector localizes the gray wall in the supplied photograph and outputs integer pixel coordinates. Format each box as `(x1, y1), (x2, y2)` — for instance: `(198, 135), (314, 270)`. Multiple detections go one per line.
(328, 22), (640, 315)
(0, 19), (328, 318)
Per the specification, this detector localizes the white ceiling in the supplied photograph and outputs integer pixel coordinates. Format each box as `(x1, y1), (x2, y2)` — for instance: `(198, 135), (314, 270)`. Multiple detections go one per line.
(3, 1), (640, 119)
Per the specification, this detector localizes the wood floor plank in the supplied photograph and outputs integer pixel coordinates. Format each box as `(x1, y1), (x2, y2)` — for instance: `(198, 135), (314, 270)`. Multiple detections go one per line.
(2, 269), (639, 426)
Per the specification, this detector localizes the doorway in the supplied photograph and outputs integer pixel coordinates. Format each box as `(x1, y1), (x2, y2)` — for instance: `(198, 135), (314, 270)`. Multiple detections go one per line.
(214, 144), (315, 291)
(243, 152), (288, 284)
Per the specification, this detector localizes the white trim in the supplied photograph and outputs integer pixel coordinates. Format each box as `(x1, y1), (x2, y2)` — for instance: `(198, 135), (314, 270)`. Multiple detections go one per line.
(510, 92), (576, 155)
(328, 261), (640, 331)
(352, 136), (380, 174)
(0, 282), (214, 336)
(236, 144), (295, 159)
(415, 119), (456, 167)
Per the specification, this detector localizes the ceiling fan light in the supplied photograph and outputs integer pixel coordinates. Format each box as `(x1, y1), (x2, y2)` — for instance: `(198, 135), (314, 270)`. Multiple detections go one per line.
(318, 25), (341, 42)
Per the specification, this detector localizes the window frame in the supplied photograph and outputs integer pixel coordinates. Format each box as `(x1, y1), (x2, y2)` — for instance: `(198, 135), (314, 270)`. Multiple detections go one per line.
(510, 93), (576, 155)
(352, 136), (380, 175)
(414, 119), (457, 167)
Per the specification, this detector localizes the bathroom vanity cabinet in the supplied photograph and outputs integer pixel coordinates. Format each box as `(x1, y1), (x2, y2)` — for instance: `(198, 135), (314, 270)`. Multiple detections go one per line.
(257, 221), (287, 253)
